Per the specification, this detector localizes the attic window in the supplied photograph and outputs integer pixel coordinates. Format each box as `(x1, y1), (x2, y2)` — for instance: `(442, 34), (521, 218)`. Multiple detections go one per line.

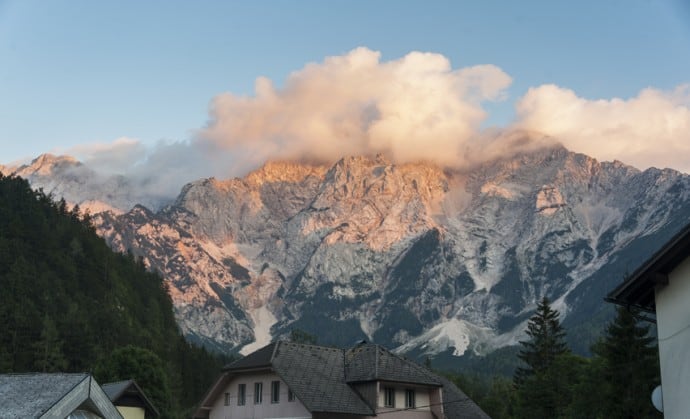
(224, 392), (229, 406)
(288, 388), (295, 402)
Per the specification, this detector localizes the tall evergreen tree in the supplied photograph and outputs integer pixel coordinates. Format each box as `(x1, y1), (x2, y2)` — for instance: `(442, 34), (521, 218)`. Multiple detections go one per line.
(593, 306), (661, 418)
(514, 296), (568, 385)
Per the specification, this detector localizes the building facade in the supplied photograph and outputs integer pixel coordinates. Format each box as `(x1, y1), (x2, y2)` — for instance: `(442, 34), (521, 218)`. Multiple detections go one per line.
(194, 341), (489, 419)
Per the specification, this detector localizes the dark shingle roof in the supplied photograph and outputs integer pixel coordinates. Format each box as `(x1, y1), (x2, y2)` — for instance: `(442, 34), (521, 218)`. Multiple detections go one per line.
(102, 379), (160, 418)
(0, 373), (90, 418)
(344, 343), (441, 386)
(224, 342), (277, 371)
(101, 380), (131, 400)
(437, 375), (492, 419)
(273, 342), (374, 415)
(205, 341), (488, 418)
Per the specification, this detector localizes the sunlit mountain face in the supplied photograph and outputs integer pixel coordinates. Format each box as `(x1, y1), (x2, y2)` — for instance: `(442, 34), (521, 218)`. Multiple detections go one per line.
(7, 144), (690, 359)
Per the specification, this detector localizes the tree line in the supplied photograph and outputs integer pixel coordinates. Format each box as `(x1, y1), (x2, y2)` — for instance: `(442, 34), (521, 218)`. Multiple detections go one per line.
(0, 174), (229, 418)
(449, 297), (662, 418)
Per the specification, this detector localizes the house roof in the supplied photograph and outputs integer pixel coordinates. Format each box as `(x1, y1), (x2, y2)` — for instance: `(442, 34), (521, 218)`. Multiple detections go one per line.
(437, 375), (491, 419)
(195, 341), (490, 418)
(102, 379), (160, 418)
(0, 373), (122, 419)
(272, 342), (374, 415)
(223, 341), (277, 371)
(607, 222), (690, 312)
(344, 343), (442, 386)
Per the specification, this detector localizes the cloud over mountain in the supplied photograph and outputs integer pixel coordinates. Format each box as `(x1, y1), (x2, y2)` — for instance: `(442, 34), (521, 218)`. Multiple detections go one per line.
(197, 47), (513, 170)
(515, 84), (690, 173)
(30, 48), (688, 208)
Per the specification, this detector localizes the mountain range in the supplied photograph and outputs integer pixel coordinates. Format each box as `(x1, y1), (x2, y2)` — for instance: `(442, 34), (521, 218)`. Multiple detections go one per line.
(4, 141), (689, 359)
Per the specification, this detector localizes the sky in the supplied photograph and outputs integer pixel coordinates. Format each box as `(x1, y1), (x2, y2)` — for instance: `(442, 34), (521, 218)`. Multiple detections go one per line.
(1, 0), (690, 186)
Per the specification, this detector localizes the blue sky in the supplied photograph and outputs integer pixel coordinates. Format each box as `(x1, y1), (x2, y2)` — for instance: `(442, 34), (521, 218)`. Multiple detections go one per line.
(1, 0), (689, 175)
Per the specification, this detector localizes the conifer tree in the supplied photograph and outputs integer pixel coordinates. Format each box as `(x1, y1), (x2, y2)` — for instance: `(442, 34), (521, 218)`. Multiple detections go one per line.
(514, 296), (568, 385)
(594, 306), (661, 418)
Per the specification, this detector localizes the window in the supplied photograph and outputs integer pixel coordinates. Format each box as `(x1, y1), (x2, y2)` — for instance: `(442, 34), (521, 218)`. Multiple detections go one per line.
(405, 389), (416, 409)
(254, 382), (263, 404)
(224, 392), (230, 406)
(271, 380), (280, 403)
(237, 384), (246, 406)
(383, 387), (395, 408)
(287, 388), (295, 402)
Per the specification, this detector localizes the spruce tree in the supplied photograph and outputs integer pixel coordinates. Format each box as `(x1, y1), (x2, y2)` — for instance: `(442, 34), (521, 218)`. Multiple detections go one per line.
(594, 306), (661, 418)
(514, 296), (568, 385)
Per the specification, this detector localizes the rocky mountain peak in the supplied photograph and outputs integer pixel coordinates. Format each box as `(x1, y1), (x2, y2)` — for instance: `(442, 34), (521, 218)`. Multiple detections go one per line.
(244, 161), (328, 186)
(16, 146), (690, 360)
(13, 153), (81, 177)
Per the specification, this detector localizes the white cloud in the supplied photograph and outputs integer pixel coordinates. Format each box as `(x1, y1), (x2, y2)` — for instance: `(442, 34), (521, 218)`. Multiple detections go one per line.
(515, 84), (690, 173)
(65, 137), (145, 174)
(197, 47), (513, 169)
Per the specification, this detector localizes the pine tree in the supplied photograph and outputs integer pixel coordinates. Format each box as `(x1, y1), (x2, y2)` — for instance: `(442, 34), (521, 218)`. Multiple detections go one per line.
(514, 296), (568, 385)
(593, 306), (661, 418)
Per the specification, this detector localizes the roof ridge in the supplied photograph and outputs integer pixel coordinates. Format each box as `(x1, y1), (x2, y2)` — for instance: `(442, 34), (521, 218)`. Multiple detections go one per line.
(40, 373), (91, 417)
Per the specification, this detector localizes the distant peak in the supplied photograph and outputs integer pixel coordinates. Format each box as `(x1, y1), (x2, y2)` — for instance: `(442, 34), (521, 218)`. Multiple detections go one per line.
(31, 153), (79, 166)
(245, 161), (328, 185)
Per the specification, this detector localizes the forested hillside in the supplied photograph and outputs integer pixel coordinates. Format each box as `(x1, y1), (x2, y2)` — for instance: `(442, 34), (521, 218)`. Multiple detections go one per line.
(0, 174), (226, 418)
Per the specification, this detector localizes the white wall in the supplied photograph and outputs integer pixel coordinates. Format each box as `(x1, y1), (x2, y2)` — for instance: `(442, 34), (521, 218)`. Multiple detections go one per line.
(208, 371), (310, 419)
(376, 385), (435, 419)
(656, 257), (690, 419)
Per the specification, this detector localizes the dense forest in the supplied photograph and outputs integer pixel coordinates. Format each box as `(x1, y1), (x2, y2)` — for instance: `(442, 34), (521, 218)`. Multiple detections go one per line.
(0, 174), (227, 418)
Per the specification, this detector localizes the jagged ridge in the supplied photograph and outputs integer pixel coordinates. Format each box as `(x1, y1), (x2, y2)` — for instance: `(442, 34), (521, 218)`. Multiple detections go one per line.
(11, 146), (690, 357)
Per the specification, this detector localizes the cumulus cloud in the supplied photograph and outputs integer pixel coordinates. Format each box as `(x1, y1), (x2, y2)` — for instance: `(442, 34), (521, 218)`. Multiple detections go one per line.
(515, 84), (690, 173)
(62, 137), (208, 209)
(197, 47), (513, 170)
(66, 137), (147, 174)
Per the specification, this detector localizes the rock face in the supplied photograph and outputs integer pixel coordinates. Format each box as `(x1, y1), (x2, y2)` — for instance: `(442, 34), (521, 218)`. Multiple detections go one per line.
(11, 147), (690, 357)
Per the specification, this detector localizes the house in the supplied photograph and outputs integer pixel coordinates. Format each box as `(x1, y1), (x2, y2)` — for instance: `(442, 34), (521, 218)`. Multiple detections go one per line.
(0, 372), (123, 419)
(193, 341), (489, 419)
(102, 379), (160, 419)
(607, 222), (690, 418)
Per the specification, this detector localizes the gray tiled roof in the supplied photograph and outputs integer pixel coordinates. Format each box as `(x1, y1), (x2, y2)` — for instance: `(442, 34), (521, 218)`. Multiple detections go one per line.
(101, 380), (132, 400)
(437, 375), (492, 419)
(344, 343), (442, 386)
(272, 342), (374, 415)
(0, 373), (89, 418)
(224, 342), (276, 370)
(218, 342), (489, 418)
(102, 379), (160, 418)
